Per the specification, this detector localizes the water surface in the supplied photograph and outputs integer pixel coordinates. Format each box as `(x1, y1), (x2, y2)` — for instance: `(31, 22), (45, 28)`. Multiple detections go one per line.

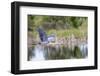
(28, 43), (88, 61)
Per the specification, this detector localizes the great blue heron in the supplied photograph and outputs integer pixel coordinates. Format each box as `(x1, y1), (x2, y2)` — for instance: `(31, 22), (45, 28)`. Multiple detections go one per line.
(37, 28), (56, 44)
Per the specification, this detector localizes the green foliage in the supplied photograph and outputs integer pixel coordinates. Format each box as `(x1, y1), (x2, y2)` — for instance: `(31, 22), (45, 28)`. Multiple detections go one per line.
(28, 15), (87, 31)
(28, 15), (88, 38)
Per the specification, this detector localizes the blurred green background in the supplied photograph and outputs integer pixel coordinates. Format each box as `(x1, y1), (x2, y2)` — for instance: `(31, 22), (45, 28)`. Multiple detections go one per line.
(28, 15), (88, 40)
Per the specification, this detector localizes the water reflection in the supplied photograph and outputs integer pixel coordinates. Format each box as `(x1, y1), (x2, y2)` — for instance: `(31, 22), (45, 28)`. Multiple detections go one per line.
(28, 44), (88, 61)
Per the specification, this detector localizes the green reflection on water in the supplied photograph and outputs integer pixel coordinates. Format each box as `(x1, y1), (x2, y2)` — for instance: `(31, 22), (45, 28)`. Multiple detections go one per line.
(28, 44), (87, 61)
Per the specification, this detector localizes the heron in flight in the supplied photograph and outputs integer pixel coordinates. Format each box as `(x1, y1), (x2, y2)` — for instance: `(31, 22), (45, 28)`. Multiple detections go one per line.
(37, 28), (56, 44)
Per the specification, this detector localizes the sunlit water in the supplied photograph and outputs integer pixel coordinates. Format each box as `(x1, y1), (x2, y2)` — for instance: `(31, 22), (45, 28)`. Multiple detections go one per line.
(28, 44), (88, 61)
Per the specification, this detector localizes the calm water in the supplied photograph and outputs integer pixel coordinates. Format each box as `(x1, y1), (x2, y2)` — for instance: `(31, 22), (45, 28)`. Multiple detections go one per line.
(28, 44), (88, 61)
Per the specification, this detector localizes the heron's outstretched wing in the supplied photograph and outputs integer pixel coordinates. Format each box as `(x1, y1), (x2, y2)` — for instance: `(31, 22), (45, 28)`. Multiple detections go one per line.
(37, 28), (48, 42)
